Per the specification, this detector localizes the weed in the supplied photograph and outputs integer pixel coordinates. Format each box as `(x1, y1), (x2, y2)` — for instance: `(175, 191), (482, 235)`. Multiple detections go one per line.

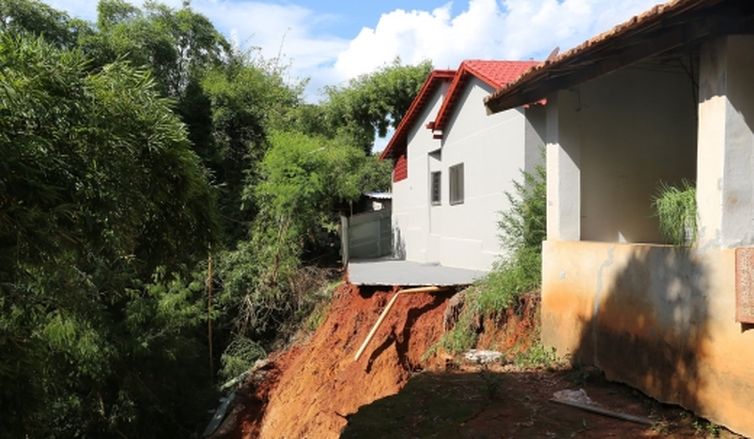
(653, 180), (696, 246)
(692, 418), (721, 437)
(429, 166), (546, 358)
(433, 292), (481, 355)
(514, 341), (557, 369)
(219, 336), (266, 381)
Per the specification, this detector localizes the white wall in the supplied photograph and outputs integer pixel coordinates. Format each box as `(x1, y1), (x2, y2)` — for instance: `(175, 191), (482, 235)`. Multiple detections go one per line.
(431, 78), (536, 270)
(392, 77), (542, 271)
(697, 35), (754, 248)
(547, 65), (696, 243)
(391, 83), (448, 262)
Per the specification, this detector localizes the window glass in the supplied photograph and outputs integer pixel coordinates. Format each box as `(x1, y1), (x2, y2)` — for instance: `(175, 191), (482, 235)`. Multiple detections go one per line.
(449, 163), (464, 205)
(431, 171), (441, 205)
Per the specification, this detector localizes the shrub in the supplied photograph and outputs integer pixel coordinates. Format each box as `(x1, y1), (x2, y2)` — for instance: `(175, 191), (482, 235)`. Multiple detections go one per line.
(437, 165), (546, 354)
(653, 181), (696, 246)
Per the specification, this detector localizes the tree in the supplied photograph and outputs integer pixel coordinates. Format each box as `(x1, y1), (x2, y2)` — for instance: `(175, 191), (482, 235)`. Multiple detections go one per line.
(324, 59), (433, 153)
(82, 0), (231, 97)
(199, 59), (302, 243)
(0, 0), (91, 47)
(0, 33), (217, 437)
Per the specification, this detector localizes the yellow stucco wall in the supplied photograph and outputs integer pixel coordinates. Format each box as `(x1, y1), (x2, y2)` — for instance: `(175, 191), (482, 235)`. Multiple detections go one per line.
(542, 240), (754, 436)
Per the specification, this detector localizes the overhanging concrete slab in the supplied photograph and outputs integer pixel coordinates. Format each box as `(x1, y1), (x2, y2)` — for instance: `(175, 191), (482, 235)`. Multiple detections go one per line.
(347, 259), (486, 286)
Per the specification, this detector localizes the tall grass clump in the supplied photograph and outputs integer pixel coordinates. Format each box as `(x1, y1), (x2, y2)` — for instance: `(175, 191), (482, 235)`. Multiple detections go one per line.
(436, 165), (546, 353)
(653, 181), (696, 246)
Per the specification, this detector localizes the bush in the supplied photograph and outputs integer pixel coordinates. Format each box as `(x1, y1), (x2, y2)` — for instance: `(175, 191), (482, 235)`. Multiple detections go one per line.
(653, 181), (697, 246)
(220, 337), (266, 381)
(437, 165), (546, 354)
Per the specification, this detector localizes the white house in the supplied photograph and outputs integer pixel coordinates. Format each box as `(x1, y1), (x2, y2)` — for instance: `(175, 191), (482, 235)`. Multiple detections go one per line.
(486, 0), (754, 436)
(381, 60), (543, 272)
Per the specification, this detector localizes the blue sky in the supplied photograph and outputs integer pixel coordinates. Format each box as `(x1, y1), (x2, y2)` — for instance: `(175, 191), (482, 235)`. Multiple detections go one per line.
(47, 0), (663, 103)
(286, 1), (464, 38)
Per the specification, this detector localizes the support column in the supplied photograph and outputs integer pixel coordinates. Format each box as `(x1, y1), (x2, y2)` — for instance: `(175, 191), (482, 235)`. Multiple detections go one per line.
(546, 91), (581, 241)
(697, 36), (754, 248)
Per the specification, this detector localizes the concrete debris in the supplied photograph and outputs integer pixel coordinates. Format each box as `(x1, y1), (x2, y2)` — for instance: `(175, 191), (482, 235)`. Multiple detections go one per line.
(463, 349), (503, 364)
(552, 388), (595, 406)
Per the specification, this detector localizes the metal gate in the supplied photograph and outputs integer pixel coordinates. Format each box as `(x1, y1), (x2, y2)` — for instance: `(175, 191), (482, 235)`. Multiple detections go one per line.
(341, 209), (392, 264)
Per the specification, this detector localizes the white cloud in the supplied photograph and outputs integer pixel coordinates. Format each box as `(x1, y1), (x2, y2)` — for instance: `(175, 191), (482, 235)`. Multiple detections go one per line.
(186, 1), (348, 92)
(333, 0), (664, 79)
(44, 0), (348, 100)
(45, 0), (666, 100)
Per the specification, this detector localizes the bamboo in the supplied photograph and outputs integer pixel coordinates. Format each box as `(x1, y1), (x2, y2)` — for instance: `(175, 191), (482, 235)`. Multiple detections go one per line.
(207, 250), (214, 380)
(353, 286), (444, 362)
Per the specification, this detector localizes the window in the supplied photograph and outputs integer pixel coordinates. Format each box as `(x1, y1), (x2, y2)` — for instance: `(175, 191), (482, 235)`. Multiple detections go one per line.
(449, 163), (464, 205)
(430, 171), (441, 205)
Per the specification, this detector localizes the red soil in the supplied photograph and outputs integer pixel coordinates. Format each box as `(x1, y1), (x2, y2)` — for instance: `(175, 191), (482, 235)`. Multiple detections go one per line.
(221, 285), (741, 438)
(233, 283), (452, 439)
(476, 292), (540, 355)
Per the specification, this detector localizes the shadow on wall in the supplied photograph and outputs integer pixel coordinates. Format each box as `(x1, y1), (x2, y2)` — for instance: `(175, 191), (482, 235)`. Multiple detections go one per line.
(393, 227), (406, 260)
(569, 246), (710, 413)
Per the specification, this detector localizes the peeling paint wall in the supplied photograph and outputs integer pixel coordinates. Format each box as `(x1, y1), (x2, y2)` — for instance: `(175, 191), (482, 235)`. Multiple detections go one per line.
(542, 240), (754, 436)
(541, 35), (754, 437)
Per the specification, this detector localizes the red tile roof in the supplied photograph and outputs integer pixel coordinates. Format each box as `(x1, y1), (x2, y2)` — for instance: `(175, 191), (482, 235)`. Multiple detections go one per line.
(379, 69), (455, 160)
(430, 60), (540, 134)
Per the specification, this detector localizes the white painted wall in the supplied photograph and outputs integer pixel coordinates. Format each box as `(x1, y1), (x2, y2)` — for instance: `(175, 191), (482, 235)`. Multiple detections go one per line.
(430, 78), (541, 270)
(546, 65), (696, 243)
(697, 35), (754, 248)
(391, 83), (448, 262)
(391, 77), (542, 271)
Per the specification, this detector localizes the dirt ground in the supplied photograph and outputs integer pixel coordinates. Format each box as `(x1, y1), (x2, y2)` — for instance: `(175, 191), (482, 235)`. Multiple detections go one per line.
(219, 284), (741, 439)
(342, 364), (741, 438)
(224, 283), (454, 439)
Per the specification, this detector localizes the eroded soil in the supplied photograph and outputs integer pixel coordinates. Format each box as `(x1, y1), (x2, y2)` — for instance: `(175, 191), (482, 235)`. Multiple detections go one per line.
(220, 284), (739, 439)
(343, 365), (738, 438)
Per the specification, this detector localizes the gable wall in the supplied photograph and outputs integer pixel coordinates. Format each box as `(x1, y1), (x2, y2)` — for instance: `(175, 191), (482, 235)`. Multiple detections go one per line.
(390, 83), (448, 262)
(429, 77), (532, 270)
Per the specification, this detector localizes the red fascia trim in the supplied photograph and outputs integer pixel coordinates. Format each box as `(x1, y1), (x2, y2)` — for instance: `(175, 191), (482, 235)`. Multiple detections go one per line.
(379, 69), (455, 161)
(392, 154), (408, 182)
(430, 60), (541, 136)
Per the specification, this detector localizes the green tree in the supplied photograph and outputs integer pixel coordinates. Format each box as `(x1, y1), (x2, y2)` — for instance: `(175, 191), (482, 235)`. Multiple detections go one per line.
(200, 59), (302, 243)
(0, 0), (91, 47)
(82, 0), (230, 97)
(324, 59), (433, 153)
(0, 33), (217, 437)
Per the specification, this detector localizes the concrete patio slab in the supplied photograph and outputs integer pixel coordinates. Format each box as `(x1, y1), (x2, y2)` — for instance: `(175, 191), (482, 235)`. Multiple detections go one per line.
(347, 259), (486, 286)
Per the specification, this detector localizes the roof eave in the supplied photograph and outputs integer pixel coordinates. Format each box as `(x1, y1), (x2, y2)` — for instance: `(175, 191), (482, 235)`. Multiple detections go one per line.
(485, 0), (751, 113)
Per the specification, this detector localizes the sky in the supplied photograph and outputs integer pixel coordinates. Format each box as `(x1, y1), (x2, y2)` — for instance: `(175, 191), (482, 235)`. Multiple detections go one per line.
(47, 0), (665, 102)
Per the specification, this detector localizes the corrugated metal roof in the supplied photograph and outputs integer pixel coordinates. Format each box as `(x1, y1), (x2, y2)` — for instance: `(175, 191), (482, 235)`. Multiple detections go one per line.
(363, 192), (392, 200)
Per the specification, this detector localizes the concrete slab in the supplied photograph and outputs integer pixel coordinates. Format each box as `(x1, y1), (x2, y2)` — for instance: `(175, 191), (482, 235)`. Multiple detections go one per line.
(347, 259), (486, 286)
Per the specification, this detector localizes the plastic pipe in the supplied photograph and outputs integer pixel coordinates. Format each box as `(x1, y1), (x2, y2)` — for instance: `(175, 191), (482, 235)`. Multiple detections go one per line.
(353, 286), (444, 362)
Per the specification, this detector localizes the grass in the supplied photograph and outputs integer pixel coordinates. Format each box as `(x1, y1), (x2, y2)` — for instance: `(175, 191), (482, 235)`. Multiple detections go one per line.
(513, 341), (557, 369)
(693, 418), (721, 438)
(653, 180), (696, 246)
(430, 166), (546, 358)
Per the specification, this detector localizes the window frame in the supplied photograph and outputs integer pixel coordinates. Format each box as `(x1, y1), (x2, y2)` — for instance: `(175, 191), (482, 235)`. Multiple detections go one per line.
(449, 163), (464, 206)
(430, 171), (441, 206)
